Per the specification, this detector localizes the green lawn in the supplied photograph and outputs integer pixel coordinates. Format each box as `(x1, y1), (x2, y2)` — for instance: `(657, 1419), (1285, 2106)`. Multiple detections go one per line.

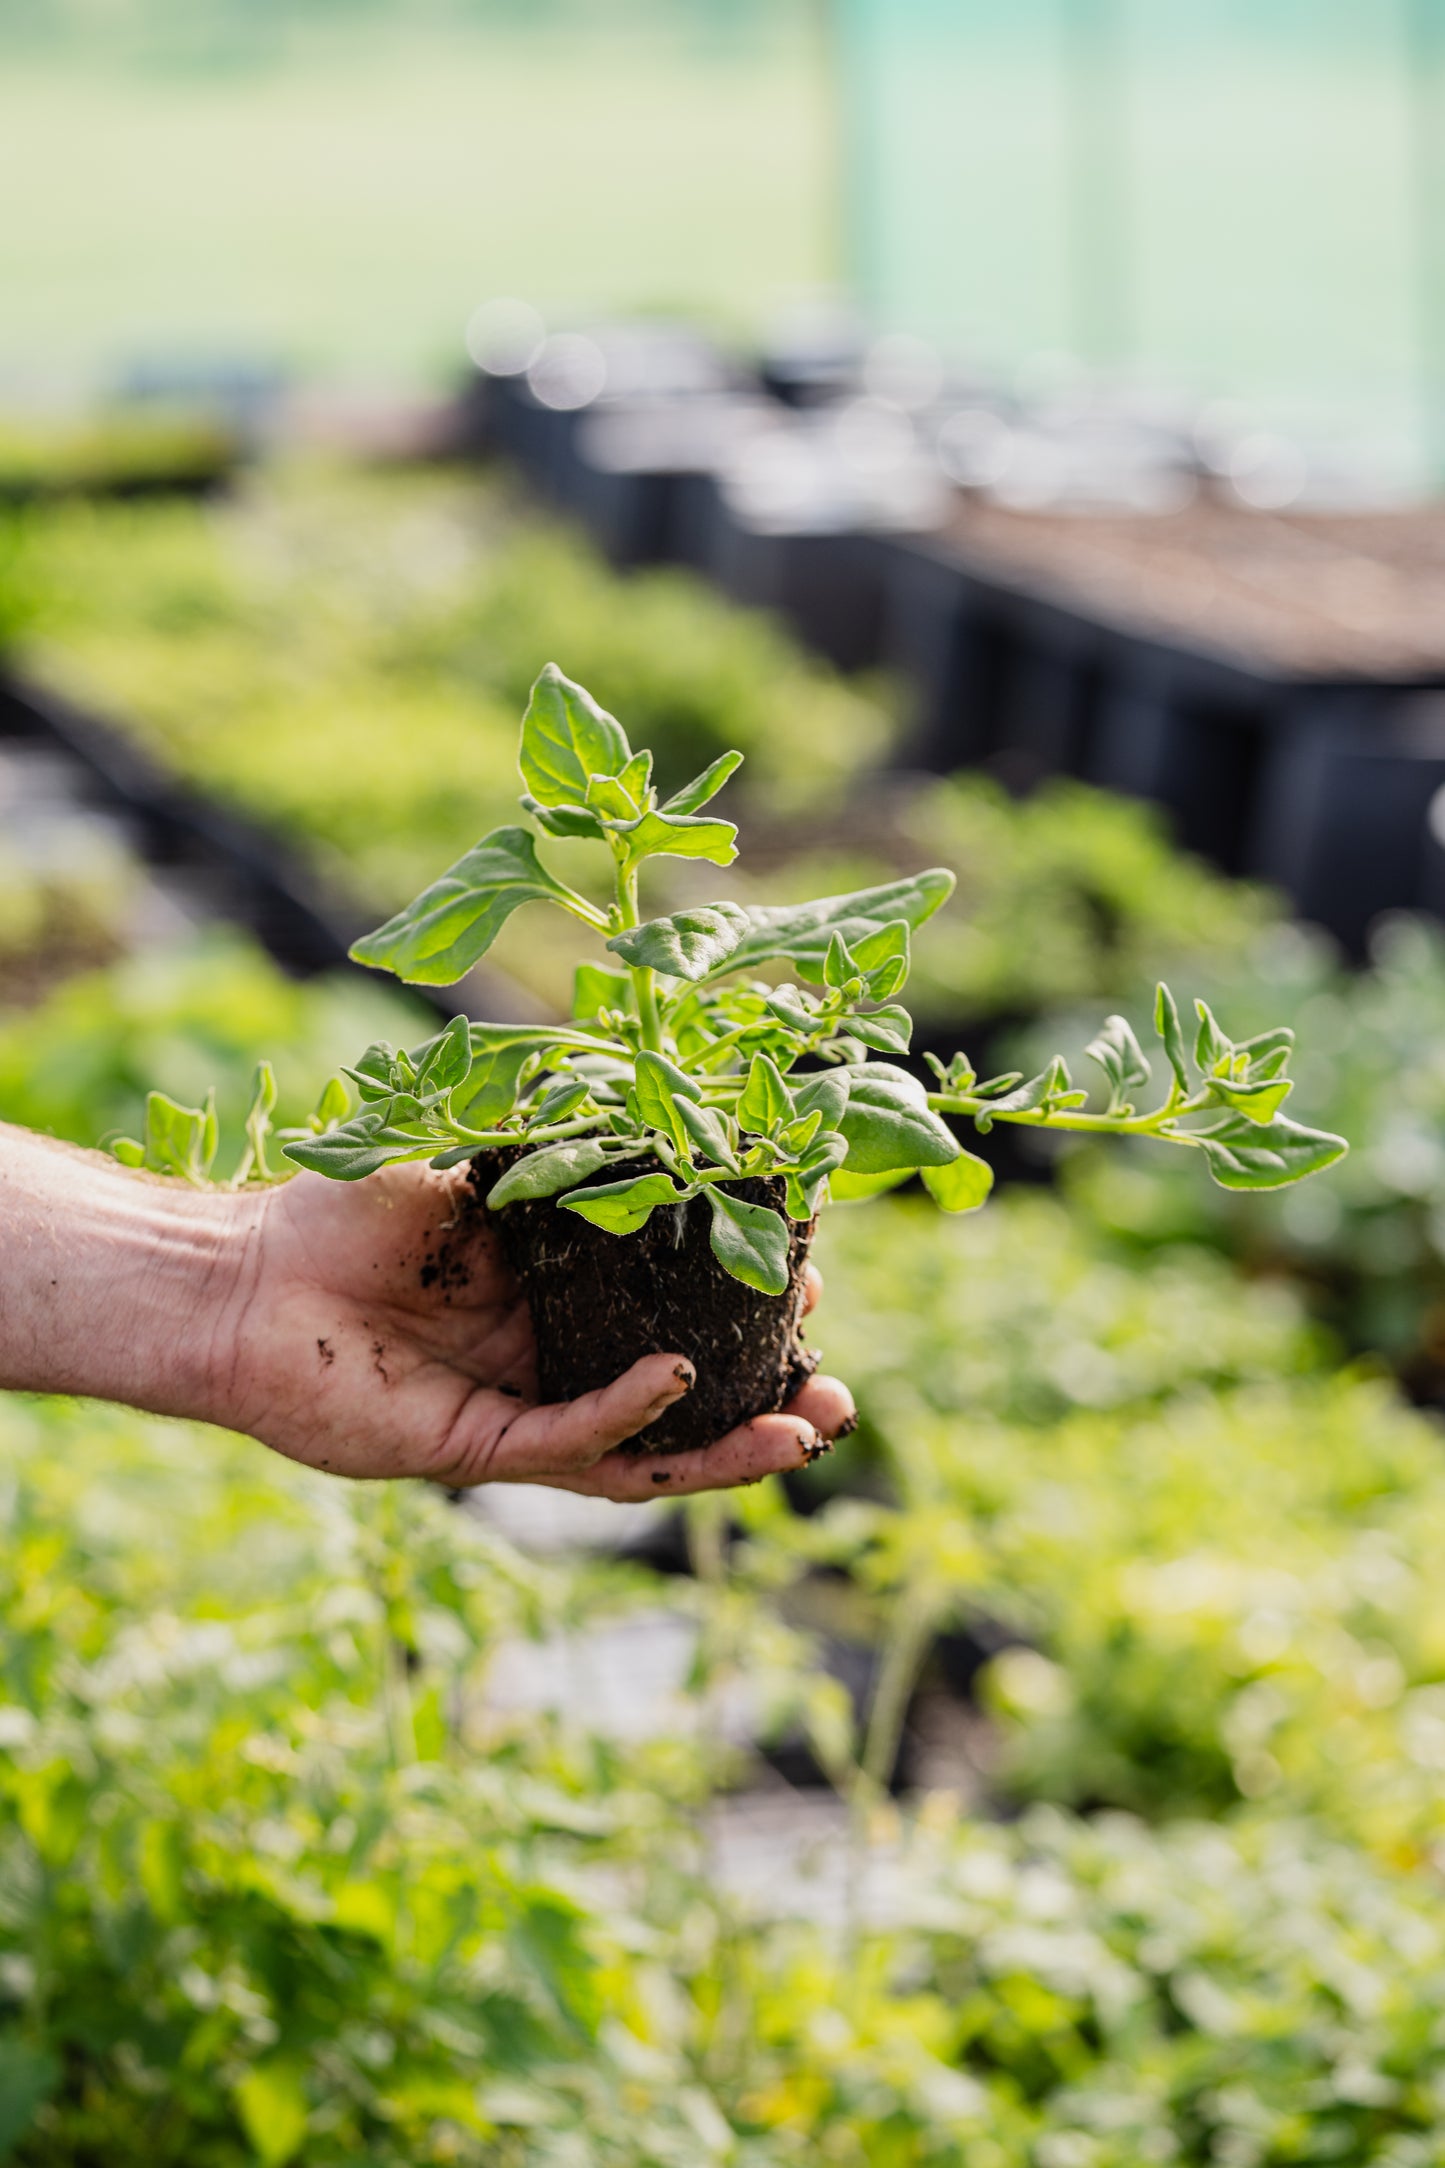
(0, 17), (831, 386)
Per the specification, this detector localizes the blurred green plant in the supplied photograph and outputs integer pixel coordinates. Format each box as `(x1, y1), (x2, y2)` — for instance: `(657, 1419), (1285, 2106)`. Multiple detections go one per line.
(11, 465), (896, 919)
(818, 1188), (1325, 1436)
(0, 929), (427, 1151)
(0, 843), (136, 1006)
(726, 774), (1280, 1034)
(0, 411), (237, 504)
(767, 1200), (1445, 1856)
(10, 1390), (1445, 2162)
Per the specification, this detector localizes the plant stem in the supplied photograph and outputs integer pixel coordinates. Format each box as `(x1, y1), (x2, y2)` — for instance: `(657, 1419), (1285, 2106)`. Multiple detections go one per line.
(616, 859), (663, 1054)
(684, 1025), (759, 1073)
(927, 1090), (1210, 1140)
(444, 1111), (609, 1149)
(554, 887), (612, 934)
(841, 1582), (939, 1985)
(857, 1584), (938, 1804)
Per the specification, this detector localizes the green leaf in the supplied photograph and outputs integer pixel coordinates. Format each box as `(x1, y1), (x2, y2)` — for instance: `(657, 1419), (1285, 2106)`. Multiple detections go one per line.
(780, 1108), (823, 1154)
(661, 749), (744, 815)
(606, 901), (750, 981)
(921, 1150), (994, 1213)
(1195, 1112), (1349, 1191)
(142, 1089), (217, 1183)
(790, 1071), (850, 1132)
(829, 1166), (914, 1202)
(525, 1077), (592, 1128)
(452, 1035), (548, 1129)
(283, 1110), (439, 1180)
(927, 1049), (976, 1092)
(976, 1059), (1073, 1127)
(634, 1048), (702, 1153)
(343, 1040), (401, 1102)
(521, 792), (604, 841)
(246, 1058), (278, 1123)
(487, 1139), (614, 1207)
(0, 2039), (59, 2156)
(241, 1061), (279, 1180)
(844, 1004), (912, 1056)
(974, 1070), (1023, 1098)
(765, 989), (817, 1033)
(234, 2057), (310, 2168)
(112, 1137), (146, 1167)
(717, 870), (955, 984)
(738, 1051), (792, 1135)
(619, 748), (653, 802)
(783, 1130), (849, 1220)
(1208, 1076), (1295, 1125)
(351, 826), (585, 985)
(573, 962), (630, 1021)
(1235, 1025), (1295, 1073)
(836, 1063), (960, 1173)
(851, 917), (911, 999)
(1154, 982), (1190, 1095)
(584, 770), (640, 821)
(823, 929), (859, 991)
(559, 1172), (682, 1234)
(706, 1187), (791, 1294)
(675, 1096), (740, 1171)
(313, 1074), (351, 1128)
(1194, 998), (1230, 1076)
(519, 663), (630, 808)
(417, 1013), (472, 1096)
(607, 807), (738, 868)
(1086, 1015), (1151, 1110)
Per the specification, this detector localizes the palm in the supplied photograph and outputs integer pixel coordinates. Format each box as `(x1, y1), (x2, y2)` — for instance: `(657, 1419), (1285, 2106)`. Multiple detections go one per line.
(223, 1161), (851, 1499)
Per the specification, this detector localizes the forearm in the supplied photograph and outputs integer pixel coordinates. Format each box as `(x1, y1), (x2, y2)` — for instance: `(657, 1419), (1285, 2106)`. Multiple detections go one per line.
(0, 1123), (257, 1421)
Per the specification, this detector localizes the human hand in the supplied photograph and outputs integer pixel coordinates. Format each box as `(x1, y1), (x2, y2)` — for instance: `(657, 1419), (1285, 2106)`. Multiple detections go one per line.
(217, 1160), (854, 1498)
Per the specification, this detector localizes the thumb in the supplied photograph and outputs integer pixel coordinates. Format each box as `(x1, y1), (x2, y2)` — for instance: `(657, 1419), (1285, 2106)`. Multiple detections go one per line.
(438, 1352), (696, 1485)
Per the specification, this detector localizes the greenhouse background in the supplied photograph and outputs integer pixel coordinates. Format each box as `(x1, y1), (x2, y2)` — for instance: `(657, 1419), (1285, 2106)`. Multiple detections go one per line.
(837, 0), (1445, 483)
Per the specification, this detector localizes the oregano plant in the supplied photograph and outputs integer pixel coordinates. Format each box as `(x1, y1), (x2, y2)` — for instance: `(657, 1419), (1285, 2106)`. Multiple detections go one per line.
(214, 663), (1346, 1295)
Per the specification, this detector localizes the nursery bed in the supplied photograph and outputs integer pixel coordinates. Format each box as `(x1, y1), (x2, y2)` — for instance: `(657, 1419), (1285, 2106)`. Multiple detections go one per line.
(0, 671), (520, 1021)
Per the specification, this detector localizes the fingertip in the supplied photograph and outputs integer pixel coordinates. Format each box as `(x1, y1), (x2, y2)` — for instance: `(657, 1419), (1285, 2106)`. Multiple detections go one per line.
(626, 1351), (696, 1415)
(784, 1371), (855, 1442)
(801, 1262), (824, 1315)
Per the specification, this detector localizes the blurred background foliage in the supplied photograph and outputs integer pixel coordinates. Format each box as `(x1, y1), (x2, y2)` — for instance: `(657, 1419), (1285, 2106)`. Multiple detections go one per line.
(11, 448), (1445, 2156)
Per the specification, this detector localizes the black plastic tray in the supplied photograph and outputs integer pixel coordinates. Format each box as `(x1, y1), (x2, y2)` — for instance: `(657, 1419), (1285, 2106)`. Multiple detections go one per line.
(876, 537), (1445, 952)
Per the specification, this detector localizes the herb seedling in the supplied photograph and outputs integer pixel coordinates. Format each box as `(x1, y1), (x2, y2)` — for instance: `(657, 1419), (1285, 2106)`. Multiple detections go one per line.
(250, 664), (1346, 1291)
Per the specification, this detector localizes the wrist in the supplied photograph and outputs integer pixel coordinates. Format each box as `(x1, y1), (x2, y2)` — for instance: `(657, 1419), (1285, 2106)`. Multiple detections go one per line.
(0, 1125), (264, 1424)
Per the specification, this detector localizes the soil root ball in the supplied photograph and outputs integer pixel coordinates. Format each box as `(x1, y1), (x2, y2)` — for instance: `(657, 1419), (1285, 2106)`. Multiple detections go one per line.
(472, 1152), (818, 1455)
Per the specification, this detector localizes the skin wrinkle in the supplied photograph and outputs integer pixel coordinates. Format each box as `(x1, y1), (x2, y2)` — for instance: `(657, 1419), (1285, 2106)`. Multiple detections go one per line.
(0, 1124), (854, 1499)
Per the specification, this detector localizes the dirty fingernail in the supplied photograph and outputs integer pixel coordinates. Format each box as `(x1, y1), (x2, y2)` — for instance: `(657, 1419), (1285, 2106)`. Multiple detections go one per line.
(672, 1362), (695, 1390)
(796, 1426), (832, 1465)
(831, 1411), (859, 1441)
